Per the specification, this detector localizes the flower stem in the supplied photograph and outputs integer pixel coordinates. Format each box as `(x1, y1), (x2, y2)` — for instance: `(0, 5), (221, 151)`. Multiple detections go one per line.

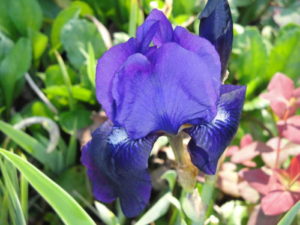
(168, 134), (198, 191)
(274, 137), (282, 169)
(199, 175), (217, 224)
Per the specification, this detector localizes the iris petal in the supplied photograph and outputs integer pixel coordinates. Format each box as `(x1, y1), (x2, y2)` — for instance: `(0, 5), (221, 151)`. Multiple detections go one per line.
(174, 26), (220, 79)
(81, 121), (158, 217)
(112, 42), (221, 139)
(199, 0), (233, 78)
(137, 9), (173, 48)
(186, 85), (246, 174)
(96, 39), (137, 120)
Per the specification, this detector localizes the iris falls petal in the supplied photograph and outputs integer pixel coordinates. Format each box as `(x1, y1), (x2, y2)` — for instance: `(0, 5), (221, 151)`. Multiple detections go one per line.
(186, 85), (246, 174)
(81, 121), (159, 217)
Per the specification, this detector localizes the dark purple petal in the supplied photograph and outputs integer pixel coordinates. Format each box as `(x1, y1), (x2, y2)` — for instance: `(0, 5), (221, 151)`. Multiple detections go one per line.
(136, 9), (173, 49)
(199, 0), (233, 78)
(186, 85), (246, 174)
(81, 121), (158, 217)
(112, 43), (221, 139)
(96, 38), (137, 120)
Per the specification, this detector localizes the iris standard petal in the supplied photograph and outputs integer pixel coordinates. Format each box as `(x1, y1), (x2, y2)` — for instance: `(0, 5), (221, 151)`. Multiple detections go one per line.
(96, 38), (137, 120)
(199, 0), (233, 78)
(186, 85), (246, 174)
(136, 9), (173, 48)
(81, 121), (158, 217)
(174, 26), (220, 80)
(112, 42), (221, 139)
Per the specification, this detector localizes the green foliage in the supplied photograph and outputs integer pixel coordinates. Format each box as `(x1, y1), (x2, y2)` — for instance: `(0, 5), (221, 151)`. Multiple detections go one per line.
(0, 37), (31, 109)
(0, 0), (300, 224)
(231, 26), (268, 97)
(61, 18), (106, 70)
(267, 24), (300, 81)
(278, 201), (300, 225)
(0, 149), (96, 225)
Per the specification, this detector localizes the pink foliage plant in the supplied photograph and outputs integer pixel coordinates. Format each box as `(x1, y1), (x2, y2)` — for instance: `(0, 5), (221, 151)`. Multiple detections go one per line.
(218, 73), (300, 218)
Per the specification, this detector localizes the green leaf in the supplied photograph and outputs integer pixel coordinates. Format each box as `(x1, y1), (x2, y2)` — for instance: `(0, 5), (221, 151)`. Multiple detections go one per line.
(44, 85), (95, 104)
(0, 0), (18, 37)
(200, 175), (217, 222)
(29, 30), (48, 61)
(0, 159), (26, 225)
(239, 0), (271, 25)
(58, 108), (92, 134)
(243, 97), (269, 111)
(44, 64), (77, 87)
(267, 24), (300, 81)
(278, 201), (300, 225)
(129, 0), (138, 36)
(135, 193), (173, 225)
(57, 166), (91, 201)
(273, 2), (300, 27)
(9, 0), (43, 36)
(38, 0), (60, 19)
(71, 1), (94, 16)
(219, 201), (248, 225)
(230, 27), (268, 97)
(172, 0), (198, 16)
(161, 170), (177, 191)
(181, 189), (203, 223)
(61, 18), (106, 70)
(0, 32), (13, 62)
(0, 121), (59, 172)
(86, 43), (96, 87)
(0, 37), (31, 109)
(232, 27), (268, 82)
(232, 0), (255, 7)
(94, 201), (120, 225)
(54, 51), (75, 110)
(51, 6), (80, 49)
(0, 149), (96, 225)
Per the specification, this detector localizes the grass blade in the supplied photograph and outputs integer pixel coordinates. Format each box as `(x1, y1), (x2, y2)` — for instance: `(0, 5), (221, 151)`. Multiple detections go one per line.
(0, 149), (96, 225)
(278, 201), (300, 225)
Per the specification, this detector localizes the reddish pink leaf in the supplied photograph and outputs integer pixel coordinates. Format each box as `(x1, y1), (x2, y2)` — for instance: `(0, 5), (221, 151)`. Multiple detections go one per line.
(278, 118), (300, 144)
(288, 155), (300, 181)
(238, 181), (260, 203)
(261, 190), (295, 215)
(291, 192), (300, 200)
(241, 169), (271, 195)
(242, 160), (257, 167)
(231, 142), (272, 164)
(267, 73), (294, 99)
(225, 145), (239, 157)
(240, 134), (253, 148)
(262, 138), (300, 168)
(221, 162), (237, 171)
(261, 73), (298, 119)
(217, 163), (241, 197)
(261, 92), (289, 119)
(288, 116), (300, 127)
(218, 170), (240, 197)
(247, 205), (280, 225)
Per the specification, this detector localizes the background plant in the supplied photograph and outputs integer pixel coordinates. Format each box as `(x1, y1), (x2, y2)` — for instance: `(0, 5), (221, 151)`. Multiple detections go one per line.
(0, 0), (299, 224)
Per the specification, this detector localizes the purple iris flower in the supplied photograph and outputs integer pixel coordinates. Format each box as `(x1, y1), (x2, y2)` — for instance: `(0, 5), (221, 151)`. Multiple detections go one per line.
(82, 2), (246, 218)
